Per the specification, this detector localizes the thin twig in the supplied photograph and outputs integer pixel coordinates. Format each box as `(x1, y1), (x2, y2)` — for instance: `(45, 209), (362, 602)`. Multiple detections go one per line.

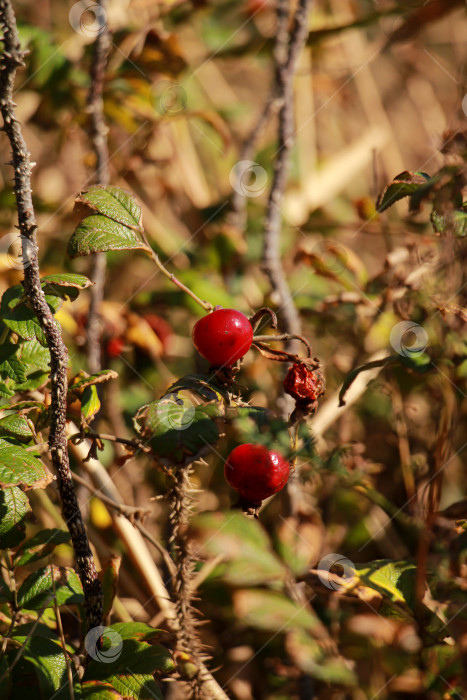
(262, 0), (313, 352)
(253, 332), (312, 355)
(71, 471), (150, 520)
(139, 229), (213, 312)
(86, 0), (111, 374)
(0, 0), (103, 631)
(70, 430), (144, 451)
(70, 469), (176, 574)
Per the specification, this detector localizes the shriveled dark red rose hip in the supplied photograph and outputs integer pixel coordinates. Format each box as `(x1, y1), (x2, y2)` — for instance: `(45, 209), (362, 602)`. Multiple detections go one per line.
(283, 362), (325, 403)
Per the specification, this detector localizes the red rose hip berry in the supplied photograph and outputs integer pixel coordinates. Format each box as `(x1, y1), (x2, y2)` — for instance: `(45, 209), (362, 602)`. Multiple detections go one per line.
(224, 444), (290, 504)
(192, 308), (253, 367)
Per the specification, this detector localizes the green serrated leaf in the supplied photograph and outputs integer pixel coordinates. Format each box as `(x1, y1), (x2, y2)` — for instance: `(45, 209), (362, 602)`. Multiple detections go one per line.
(41, 272), (93, 301)
(355, 559), (417, 607)
(14, 370), (50, 392)
(10, 627), (82, 699)
(110, 621), (166, 643)
(68, 369), (118, 394)
(68, 215), (147, 258)
(1, 286), (61, 347)
(134, 397), (221, 463)
(377, 171), (431, 212)
(0, 440), (51, 489)
(0, 486), (30, 548)
(81, 685), (121, 699)
(81, 385), (101, 419)
(0, 343), (27, 384)
(14, 528), (70, 567)
(233, 589), (320, 632)
(5, 401), (48, 433)
(17, 564), (84, 610)
(83, 638), (173, 699)
(190, 511), (286, 585)
(17, 338), (51, 371)
(0, 414), (33, 439)
(76, 186), (142, 228)
(13, 337), (52, 392)
(41, 272), (93, 288)
(0, 382), (14, 399)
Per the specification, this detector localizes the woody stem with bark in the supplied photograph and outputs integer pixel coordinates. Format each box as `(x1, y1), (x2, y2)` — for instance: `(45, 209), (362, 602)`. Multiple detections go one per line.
(167, 465), (204, 698)
(262, 0), (313, 352)
(0, 0), (103, 631)
(86, 0), (111, 373)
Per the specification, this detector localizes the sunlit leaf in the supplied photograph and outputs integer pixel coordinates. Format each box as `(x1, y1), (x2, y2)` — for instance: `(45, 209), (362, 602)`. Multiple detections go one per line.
(0, 440), (51, 489)
(14, 528), (70, 567)
(355, 559), (417, 607)
(10, 624), (81, 699)
(377, 171), (431, 212)
(75, 186), (142, 229)
(0, 343), (26, 384)
(0, 486), (30, 548)
(68, 215), (148, 258)
(17, 564), (84, 610)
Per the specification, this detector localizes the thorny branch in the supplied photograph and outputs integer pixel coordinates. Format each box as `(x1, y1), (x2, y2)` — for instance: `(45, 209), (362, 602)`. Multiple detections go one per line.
(0, 0), (103, 631)
(167, 465), (206, 698)
(262, 0), (313, 351)
(86, 0), (111, 373)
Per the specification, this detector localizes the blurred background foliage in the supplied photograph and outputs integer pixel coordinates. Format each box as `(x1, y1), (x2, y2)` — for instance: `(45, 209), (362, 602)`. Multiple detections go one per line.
(1, 0), (467, 698)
